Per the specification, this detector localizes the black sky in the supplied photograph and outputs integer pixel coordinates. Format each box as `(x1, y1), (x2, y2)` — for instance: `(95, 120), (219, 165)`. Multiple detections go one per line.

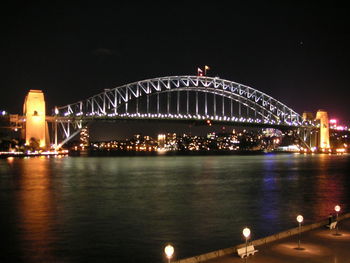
(1, 1), (350, 125)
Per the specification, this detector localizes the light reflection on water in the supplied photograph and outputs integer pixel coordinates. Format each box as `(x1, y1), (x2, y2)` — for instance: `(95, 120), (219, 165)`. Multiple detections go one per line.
(0, 153), (349, 262)
(17, 158), (58, 262)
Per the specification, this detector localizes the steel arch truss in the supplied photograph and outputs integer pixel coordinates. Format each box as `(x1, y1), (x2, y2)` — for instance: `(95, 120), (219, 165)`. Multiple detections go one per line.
(54, 76), (304, 144)
(57, 76), (302, 123)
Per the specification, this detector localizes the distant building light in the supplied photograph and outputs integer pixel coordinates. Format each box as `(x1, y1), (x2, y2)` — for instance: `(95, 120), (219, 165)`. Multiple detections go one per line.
(336, 148), (346, 153)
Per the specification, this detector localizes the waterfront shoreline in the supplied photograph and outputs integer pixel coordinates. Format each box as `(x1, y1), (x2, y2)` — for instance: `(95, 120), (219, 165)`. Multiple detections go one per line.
(72, 149), (267, 157)
(70, 150), (348, 157)
(1, 151), (347, 158)
(173, 212), (350, 263)
(0, 152), (68, 158)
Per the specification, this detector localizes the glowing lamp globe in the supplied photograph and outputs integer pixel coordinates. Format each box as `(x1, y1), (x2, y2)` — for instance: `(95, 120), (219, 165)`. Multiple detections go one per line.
(297, 215), (303, 223)
(164, 244), (174, 259)
(243, 227), (251, 238)
(335, 205), (341, 212)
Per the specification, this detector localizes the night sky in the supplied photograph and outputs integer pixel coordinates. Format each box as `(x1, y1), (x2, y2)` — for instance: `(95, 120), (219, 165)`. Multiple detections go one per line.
(1, 2), (350, 138)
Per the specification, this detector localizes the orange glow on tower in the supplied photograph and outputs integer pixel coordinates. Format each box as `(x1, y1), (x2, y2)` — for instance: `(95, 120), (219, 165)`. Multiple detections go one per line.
(23, 90), (48, 148)
(315, 110), (330, 149)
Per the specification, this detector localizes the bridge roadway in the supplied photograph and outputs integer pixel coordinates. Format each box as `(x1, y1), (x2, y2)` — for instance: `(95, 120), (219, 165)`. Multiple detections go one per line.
(46, 115), (312, 129)
(174, 215), (350, 263)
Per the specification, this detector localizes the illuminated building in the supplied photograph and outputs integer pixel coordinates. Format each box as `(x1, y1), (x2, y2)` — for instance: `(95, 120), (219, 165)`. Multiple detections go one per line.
(157, 134), (166, 149)
(80, 127), (89, 149)
(166, 133), (177, 150)
(263, 128), (282, 137)
(207, 132), (216, 140)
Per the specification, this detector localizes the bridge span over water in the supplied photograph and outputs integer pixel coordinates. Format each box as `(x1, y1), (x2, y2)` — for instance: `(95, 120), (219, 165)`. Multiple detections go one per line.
(19, 75), (328, 149)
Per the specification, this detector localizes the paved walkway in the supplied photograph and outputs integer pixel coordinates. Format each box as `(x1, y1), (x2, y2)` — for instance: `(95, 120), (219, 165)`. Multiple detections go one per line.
(205, 218), (350, 263)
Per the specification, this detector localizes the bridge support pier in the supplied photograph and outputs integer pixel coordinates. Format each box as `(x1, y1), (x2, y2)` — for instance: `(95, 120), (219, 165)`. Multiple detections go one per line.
(23, 90), (49, 149)
(315, 110), (330, 149)
(303, 110), (330, 151)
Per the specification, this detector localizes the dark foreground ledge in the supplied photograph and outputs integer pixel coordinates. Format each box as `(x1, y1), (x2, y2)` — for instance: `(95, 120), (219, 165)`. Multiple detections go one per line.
(173, 212), (350, 263)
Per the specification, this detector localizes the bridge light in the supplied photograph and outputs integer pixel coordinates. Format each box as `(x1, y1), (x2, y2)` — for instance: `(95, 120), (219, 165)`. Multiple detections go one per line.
(197, 67), (203, 76)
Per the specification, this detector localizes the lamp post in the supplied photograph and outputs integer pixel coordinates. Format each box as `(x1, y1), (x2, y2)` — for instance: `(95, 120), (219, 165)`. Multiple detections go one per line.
(243, 227), (251, 262)
(296, 215), (304, 250)
(164, 244), (174, 263)
(334, 205), (341, 236)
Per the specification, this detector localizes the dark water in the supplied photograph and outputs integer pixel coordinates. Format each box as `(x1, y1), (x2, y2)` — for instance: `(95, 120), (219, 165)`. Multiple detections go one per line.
(0, 153), (349, 262)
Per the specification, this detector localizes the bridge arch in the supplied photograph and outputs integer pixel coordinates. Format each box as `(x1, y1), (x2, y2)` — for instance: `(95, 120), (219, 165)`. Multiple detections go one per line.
(56, 76), (302, 126)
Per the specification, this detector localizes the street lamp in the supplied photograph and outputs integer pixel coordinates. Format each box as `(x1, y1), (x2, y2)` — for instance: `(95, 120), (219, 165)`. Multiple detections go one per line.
(164, 244), (174, 263)
(296, 215), (304, 250)
(334, 205), (341, 236)
(243, 227), (251, 262)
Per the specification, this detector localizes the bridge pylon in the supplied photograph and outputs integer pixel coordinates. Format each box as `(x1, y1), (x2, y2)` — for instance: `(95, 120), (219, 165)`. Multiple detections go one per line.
(302, 110), (330, 151)
(315, 110), (330, 149)
(23, 90), (50, 149)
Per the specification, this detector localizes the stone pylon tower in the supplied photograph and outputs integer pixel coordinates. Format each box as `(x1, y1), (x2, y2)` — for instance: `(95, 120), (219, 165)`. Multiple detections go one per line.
(23, 90), (49, 149)
(315, 110), (330, 149)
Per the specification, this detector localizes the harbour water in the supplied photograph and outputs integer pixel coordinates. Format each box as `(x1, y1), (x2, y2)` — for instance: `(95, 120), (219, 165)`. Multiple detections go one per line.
(0, 153), (349, 262)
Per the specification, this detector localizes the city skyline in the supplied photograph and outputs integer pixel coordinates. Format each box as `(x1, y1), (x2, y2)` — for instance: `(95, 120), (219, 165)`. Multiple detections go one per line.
(1, 2), (350, 126)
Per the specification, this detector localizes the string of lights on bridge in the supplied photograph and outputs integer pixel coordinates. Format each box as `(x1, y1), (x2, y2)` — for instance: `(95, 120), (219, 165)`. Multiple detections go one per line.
(60, 110), (317, 127)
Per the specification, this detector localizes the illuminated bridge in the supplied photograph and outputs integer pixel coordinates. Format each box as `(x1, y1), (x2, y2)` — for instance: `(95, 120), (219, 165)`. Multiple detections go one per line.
(51, 75), (317, 147)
